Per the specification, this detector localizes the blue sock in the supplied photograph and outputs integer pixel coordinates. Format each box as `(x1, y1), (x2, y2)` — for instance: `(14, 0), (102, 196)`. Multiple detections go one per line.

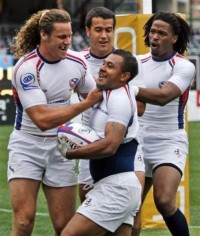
(164, 208), (190, 236)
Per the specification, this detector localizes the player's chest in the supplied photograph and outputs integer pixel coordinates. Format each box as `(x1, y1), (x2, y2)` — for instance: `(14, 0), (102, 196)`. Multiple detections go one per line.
(143, 61), (173, 88)
(90, 101), (109, 127)
(36, 63), (83, 92)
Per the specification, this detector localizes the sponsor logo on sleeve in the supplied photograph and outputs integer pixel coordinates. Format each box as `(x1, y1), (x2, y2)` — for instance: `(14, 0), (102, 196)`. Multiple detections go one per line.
(20, 73), (39, 90)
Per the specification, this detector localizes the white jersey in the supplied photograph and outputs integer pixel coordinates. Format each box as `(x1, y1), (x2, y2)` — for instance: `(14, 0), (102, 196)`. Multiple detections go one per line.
(89, 85), (139, 182)
(77, 48), (144, 185)
(139, 52), (195, 131)
(12, 48), (96, 135)
(90, 85), (139, 143)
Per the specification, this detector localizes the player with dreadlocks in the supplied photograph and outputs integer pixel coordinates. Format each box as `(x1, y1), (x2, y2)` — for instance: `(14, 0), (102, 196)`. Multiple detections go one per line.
(131, 11), (196, 236)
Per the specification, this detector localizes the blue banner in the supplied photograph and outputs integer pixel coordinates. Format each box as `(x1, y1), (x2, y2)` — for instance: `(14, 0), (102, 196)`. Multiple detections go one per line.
(0, 55), (14, 69)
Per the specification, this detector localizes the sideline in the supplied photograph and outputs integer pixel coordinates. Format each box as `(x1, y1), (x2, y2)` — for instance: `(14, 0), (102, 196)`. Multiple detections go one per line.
(0, 207), (200, 229)
(0, 208), (49, 217)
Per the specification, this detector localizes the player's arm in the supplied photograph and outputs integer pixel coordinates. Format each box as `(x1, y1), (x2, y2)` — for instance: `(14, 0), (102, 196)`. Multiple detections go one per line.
(62, 121), (126, 160)
(26, 88), (102, 131)
(135, 81), (181, 106)
(137, 101), (146, 116)
(135, 58), (196, 106)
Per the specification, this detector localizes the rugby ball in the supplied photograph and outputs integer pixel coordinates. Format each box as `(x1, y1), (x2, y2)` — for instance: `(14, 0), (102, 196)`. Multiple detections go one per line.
(57, 121), (100, 149)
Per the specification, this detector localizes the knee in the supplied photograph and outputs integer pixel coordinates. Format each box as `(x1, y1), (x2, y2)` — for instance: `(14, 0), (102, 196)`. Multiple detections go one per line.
(154, 194), (175, 216)
(14, 216), (35, 235)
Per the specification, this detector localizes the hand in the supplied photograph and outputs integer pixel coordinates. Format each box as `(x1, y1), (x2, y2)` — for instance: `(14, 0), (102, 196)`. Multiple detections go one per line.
(86, 88), (103, 106)
(57, 136), (70, 158)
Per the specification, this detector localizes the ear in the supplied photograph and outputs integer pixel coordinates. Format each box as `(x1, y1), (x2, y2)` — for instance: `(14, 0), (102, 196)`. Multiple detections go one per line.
(172, 35), (178, 44)
(120, 72), (130, 82)
(40, 30), (48, 41)
(85, 27), (90, 37)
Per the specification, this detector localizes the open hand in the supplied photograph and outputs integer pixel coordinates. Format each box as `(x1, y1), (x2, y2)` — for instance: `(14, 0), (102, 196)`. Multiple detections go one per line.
(57, 136), (70, 158)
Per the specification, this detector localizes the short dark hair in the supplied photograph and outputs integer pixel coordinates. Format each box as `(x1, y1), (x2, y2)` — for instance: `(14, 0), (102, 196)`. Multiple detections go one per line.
(112, 49), (138, 82)
(143, 11), (191, 54)
(85, 7), (116, 29)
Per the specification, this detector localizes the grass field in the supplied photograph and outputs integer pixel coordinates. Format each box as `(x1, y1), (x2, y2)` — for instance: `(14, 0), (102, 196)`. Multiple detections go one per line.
(0, 122), (200, 236)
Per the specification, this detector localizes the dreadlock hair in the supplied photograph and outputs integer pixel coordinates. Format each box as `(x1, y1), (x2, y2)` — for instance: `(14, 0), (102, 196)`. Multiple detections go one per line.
(13, 8), (71, 58)
(143, 11), (191, 55)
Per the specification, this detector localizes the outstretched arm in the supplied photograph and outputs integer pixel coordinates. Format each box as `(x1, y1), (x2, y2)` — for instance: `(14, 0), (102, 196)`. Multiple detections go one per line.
(26, 88), (102, 131)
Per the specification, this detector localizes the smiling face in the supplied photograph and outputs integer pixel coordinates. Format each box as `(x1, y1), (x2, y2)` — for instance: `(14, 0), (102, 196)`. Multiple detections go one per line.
(86, 17), (114, 57)
(96, 53), (128, 90)
(149, 20), (178, 59)
(39, 22), (72, 61)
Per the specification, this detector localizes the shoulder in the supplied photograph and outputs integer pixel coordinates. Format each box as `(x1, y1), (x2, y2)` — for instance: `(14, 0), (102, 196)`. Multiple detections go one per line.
(137, 52), (152, 64)
(106, 86), (132, 100)
(66, 49), (88, 67)
(67, 48), (85, 59)
(174, 53), (194, 65)
(173, 53), (195, 72)
(14, 50), (39, 73)
(79, 48), (90, 58)
(104, 87), (136, 115)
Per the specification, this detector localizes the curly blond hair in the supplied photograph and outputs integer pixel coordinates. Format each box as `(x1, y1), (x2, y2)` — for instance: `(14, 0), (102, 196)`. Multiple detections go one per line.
(13, 8), (71, 58)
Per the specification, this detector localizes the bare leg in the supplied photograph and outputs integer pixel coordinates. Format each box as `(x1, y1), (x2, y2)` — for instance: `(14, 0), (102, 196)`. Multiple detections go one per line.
(113, 223), (132, 236)
(9, 179), (40, 236)
(132, 176), (152, 236)
(153, 166), (189, 236)
(43, 184), (77, 235)
(61, 212), (108, 236)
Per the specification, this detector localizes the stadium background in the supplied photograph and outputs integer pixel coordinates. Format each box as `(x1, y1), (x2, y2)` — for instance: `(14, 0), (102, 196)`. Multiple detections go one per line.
(0, 0), (200, 124)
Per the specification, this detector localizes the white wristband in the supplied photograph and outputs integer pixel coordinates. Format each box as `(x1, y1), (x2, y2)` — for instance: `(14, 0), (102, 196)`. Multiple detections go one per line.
(132, 85), (139, 96)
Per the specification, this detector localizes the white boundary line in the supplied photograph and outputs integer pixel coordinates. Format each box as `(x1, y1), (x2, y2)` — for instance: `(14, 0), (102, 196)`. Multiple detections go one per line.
(0, 207), (200, 229)
(190, 226), (200, 229)
(0, 208), (49, 217)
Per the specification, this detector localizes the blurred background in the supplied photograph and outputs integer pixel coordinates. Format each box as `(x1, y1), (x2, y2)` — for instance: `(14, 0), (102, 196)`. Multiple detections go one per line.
(0, 0), (200, 124)
(1, 0), (199, 54)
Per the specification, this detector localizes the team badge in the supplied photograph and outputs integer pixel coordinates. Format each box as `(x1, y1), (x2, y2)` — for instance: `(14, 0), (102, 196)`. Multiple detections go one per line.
(158, 81), (166, 88)
(174, 149), (181, 158)
(69, 78), (78, 88)
(137, 155), (143, 162)
(83, 198), (93, 207)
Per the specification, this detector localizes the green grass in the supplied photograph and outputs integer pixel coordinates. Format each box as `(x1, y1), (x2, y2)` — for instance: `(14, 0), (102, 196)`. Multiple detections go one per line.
(0, 123), (200, 235)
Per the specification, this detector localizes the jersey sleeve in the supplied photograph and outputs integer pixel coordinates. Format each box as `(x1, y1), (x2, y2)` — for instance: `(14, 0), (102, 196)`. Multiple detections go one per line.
(168, 58), (196, 94)
(129, 55), (146, 88)
(13, 61), (47, 110)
